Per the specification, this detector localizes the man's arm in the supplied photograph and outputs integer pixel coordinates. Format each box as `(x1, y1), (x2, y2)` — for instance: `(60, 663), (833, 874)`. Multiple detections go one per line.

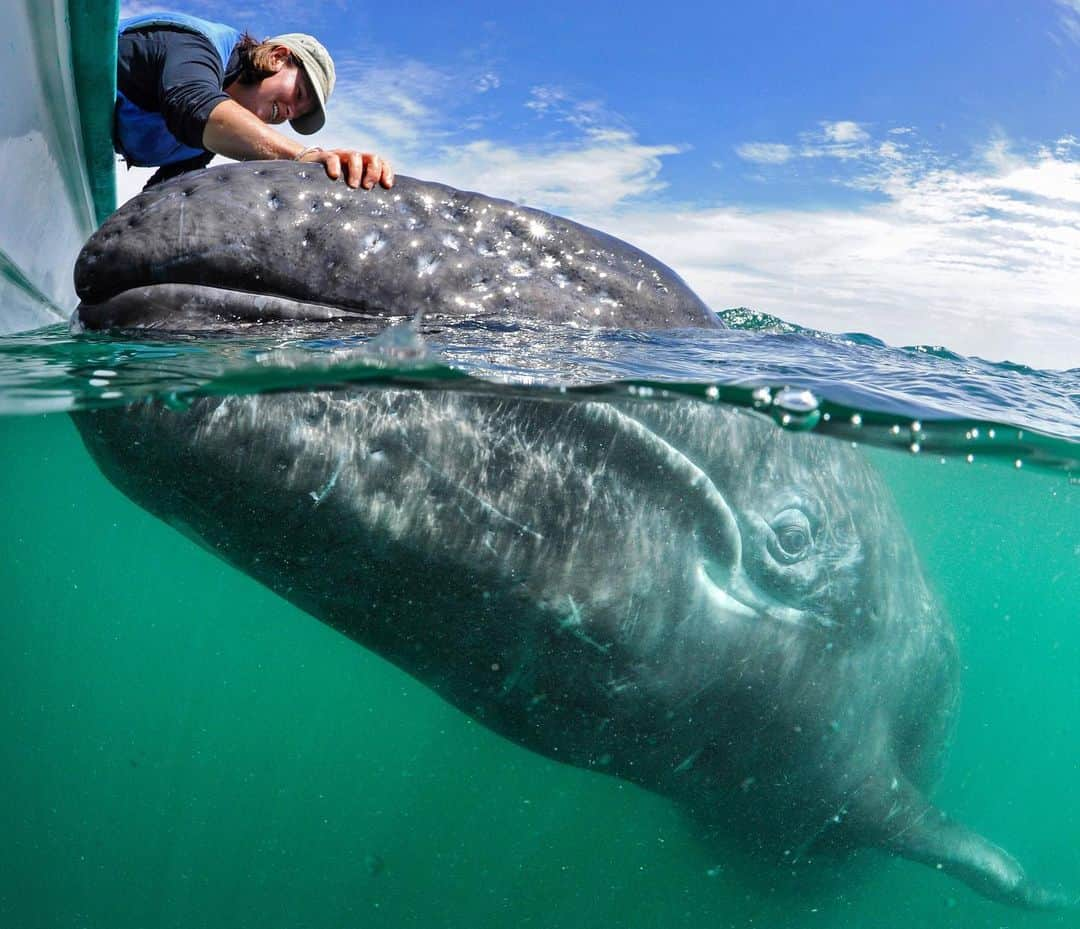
(203, 100), (394, 190)
(201, 98), (302, 160)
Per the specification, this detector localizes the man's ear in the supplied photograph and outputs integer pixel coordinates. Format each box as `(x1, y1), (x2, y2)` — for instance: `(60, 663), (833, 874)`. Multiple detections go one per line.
(268, 45), (292, 71)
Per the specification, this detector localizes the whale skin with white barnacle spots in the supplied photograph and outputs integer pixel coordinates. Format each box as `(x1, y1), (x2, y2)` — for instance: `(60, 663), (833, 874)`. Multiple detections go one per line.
(73, 161), (717, 331)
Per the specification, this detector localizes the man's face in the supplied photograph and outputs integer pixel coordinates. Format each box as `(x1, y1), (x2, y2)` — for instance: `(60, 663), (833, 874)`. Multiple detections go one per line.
(239, 47), (317, 125)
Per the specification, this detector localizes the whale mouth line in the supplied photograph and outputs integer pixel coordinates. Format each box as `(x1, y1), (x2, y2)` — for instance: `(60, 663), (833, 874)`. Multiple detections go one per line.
(75, 282), (394, 330)
(698, 561), (824, 630)
(98, 283), (374, 314)
(696, 563), (757, 622)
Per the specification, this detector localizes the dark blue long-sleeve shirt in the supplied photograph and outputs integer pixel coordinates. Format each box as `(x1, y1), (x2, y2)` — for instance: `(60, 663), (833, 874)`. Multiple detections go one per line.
(117, 25), (242, 185)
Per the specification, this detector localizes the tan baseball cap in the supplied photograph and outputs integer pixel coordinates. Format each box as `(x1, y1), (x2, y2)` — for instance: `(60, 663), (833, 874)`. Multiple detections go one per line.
(266, 33), (336, 135)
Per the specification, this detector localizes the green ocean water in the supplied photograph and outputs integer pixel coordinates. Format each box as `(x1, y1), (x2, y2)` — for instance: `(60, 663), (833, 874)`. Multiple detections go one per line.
(2, 380), (1077, 928)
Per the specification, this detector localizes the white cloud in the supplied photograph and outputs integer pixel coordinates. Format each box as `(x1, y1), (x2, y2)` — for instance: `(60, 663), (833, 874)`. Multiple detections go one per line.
(735, 142), (794, 165)
(877, 141), (903, 160)
(1054, 0), (1080, 43)
(411, 131), (681, 215)
(822, 120), (869, 144)
(524, 85), (627, 134)
(603, 143), (1080, 369)
(794, 120), (874, 161)
(327, 59), (453, 151)
(525, 85), (566, 116)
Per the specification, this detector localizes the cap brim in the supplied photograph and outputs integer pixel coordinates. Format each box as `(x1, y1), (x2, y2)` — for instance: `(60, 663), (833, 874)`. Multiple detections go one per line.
(290, 107), (325, 135)
(288, 52), (327, 135)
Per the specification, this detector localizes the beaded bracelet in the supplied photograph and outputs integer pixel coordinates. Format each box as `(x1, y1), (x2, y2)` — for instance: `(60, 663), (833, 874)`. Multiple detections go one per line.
(293, 146), (324, 161)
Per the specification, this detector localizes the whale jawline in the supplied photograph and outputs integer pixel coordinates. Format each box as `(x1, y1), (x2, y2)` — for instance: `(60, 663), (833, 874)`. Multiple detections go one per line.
(74, 283), (393, 331)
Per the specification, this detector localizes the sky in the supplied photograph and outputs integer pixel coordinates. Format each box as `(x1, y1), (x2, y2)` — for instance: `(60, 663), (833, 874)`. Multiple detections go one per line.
(117, 0), (1080, 370)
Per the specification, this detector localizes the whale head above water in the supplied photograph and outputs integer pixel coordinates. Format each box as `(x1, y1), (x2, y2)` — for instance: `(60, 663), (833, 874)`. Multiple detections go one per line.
(71, 386), (1076, 911)
(73, 163), (717, 332)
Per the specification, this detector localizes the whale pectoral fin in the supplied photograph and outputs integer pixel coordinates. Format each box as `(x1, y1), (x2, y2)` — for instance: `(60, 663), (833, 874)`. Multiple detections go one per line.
(860, 775), (1076, 910)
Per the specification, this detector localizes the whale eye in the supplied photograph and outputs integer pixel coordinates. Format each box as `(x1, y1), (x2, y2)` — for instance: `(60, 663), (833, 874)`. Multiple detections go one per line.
(768, 508), (813, 563)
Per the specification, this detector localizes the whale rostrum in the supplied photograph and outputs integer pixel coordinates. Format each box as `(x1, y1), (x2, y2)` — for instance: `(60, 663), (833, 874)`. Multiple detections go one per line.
(74, 163), (717, 332)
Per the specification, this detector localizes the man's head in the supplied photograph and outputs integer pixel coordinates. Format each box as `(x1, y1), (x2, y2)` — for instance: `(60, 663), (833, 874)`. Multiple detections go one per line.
(231, 33), (335, 134)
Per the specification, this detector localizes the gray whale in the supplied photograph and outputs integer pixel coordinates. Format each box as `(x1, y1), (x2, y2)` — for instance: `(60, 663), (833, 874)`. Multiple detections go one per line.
(71, 386), (1074, 910)
(73, 163), (716, 331)
(68, 164), (1073, 908)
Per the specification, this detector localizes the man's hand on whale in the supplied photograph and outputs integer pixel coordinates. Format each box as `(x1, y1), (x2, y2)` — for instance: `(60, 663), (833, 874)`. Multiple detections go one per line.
(297, 148), (395, 191)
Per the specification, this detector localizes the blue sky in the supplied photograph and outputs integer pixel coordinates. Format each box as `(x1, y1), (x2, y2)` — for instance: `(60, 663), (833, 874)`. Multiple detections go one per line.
(118, 1), (1080, 369)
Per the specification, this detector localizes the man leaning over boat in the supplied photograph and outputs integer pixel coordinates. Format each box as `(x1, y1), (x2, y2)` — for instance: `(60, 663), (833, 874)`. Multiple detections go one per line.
(114, 10), (394, 191)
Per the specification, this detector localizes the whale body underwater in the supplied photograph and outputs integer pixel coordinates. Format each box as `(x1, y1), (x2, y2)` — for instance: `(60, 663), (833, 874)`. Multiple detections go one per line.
(70, 163), (1073, 909)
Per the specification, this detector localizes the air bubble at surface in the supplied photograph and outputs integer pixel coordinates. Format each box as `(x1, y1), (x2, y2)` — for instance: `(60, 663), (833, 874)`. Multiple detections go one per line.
(772, 388), (821, 431)
(774, 387), (819, 413)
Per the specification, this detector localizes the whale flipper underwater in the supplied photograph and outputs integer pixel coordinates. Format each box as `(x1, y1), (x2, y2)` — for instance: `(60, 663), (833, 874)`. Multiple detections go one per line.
(70, 164), (1074, 910)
